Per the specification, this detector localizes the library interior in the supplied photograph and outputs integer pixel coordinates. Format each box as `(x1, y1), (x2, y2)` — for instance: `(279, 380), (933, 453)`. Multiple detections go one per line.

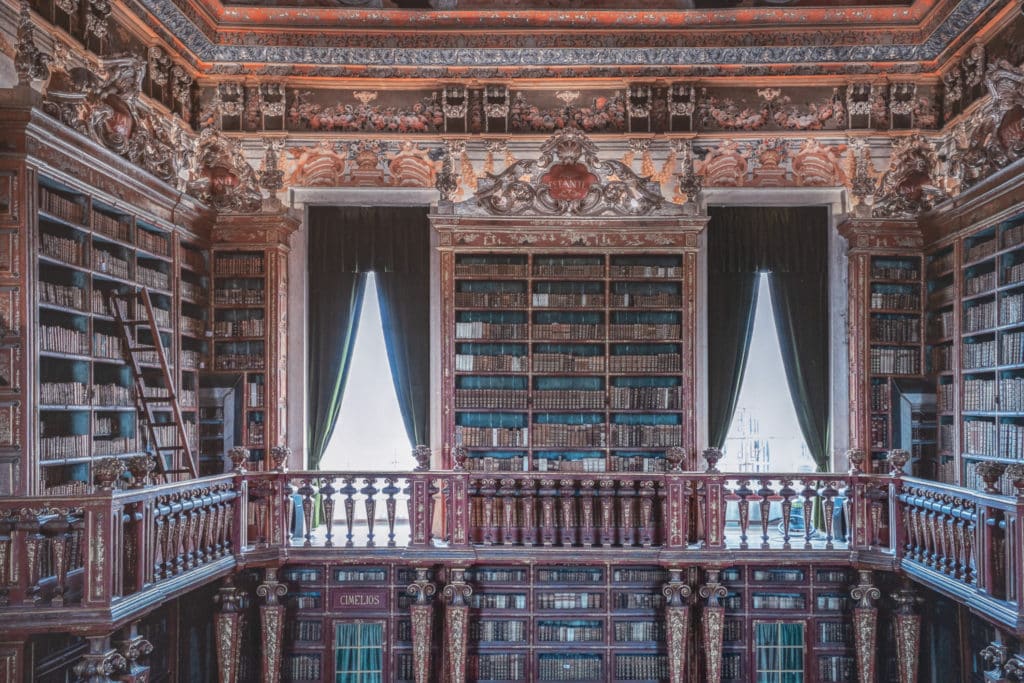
(3, 0), (1024, 680)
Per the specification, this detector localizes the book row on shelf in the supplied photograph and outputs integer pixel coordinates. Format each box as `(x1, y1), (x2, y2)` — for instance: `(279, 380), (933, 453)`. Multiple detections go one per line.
(614, 622), (662, 642)
(819, 656), (856, 682)
(965, 237), (998, 263)
(721, 654), (741, 680)
(473, 593), (529, 609)
(870, 291), (919, 310)
(40, 382), (89, 405)
(40, 188), (84, 223)
(965, 272), (997, 296)
(932, 345), (953, 372)
(93, 250), (131, 280)
(1006, 262), (1024, 285)
(536, 593), (601, 610)
(1001, 292), (1024, 325)
(40, 281), (84, 310)
(215, 354), (265, 370)
(247, 378), (264, 408)
(612, 292), (682, 308)
(1006, 223), (1024, 247)
(870, 347), (920, 374)
(93, 437), (135, 456)
(283, 654), (320, 681)
(871, 264), (919, 281)
(40, 233), (84, 265)
(869, 317), (919, 343)
(870, 382), (890, 412)
(40, 325), (90, 355)
(537, 655), (602, 681)
(136, 267), (169, 291)
(537, 621), (604, 642)
(214, 288), (264, 305)
(532, 293), (605, 308)
(960, 419), (1024, 457)
(180, 281), (204, 302)
(286, 621), (322, 642)
(964, 301), (997, 332)
(819, 622), (853, 644)
(749, 593), (806, 610)
(1004, 332), (1024, 364)
(469, 654), (526, 682)
(615, 655), (669, 680)
(929, 252), (955, 276)
(529, 424), (607, 448)
(213, 319), (265, 337)
(181, 248), (206, 272)
(471, 620), (526, 642)
(963, 378), (997, 411)
(136, 230), (169, 256)
(929, 286), (955, 308)
(929, 310), (954, 339)
(214, 255), (264, 275)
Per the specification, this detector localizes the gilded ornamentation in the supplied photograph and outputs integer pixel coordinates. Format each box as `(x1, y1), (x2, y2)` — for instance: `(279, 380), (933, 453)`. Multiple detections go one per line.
(697, 139), (750, 187)
(471, 129), (671, 217)
(663, 569), (692, 683)
(792, 138), (847, 187)
(627, 85), (652, 118)
(73, 641), (126, 682)
(125, 455), (155, 488)
(886, 448), (911, 475)
(227, 446), (250, 473)
(93, 457), (126, 491)
(186, 128), (262, 213)
(702, 448), (723, 473)
(15, 2), (50, 86)
(847, 448), (866, 474)
(408, 568), (436, 683)
(483, 86), (510, 127)
(850, 570), (880, 683)
(269, 445), (291, 472)
(698, 569), (727, 683)
(979, 641), (1008, 677)
(872, 135), (946, 217)
(283, 141), (348, 187)
(258, 568), (287, 683)
(389, 141), (441, 188)
(413, 445), (432, 471)
(214, 577), (245, 683)
(892, 586), (921, 683)
(259, 138), (285, 194)
(147, 46), (172, 88)
(443, 569), (472, 683)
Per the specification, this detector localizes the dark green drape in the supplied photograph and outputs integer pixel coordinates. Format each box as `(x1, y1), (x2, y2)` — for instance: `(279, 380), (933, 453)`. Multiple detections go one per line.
(306, 206), (430, 469)
(707, 270), (760, 449)
(707, 206), (830, 470)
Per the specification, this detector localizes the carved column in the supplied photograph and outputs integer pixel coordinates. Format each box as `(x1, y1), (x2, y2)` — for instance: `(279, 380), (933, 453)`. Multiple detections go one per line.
(698, 569), (727, 683)
(214, 576), (246, 683)
(442, 568), (473, 683)
(663, 568), (692, 683)
(891, 584), (921, 683)
(850, 570), (881, 683)
(114, 622), (153, 682)
(73, 635), (126, 683)
(0, 641), (24, 682)
(407, 568), (437, 683)
(257, 568), (288, 683)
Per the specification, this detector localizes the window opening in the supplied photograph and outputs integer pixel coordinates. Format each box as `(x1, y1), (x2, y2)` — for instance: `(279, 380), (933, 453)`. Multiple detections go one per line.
(334, 621), (384, 682)
(755, 621), (805, 683)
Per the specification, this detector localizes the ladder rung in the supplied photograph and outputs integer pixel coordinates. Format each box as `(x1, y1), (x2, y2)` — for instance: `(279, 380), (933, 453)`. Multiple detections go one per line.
(129, 345), (157, 352)
(123, 319), (151, 326)
(156, 445), (186, 451)
(142, 396), (175, 403)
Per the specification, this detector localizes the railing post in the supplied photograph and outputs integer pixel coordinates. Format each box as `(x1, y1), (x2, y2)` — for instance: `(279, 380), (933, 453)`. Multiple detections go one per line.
(114, 620), (153, 683)
(214, 575), (246, 683)
(442, 568), (472, 683)
(407, 471), (434, 549)
(891, 582), (921, 683)
(1007, 464), (1024, 616)
(663, 472), (689, 549)
(698, 568), (726, 683)
(448, 470), (471, 548)
(82, 494), (119, 609)
(888, 450), (911, 556)
(701, 449), (725, 550)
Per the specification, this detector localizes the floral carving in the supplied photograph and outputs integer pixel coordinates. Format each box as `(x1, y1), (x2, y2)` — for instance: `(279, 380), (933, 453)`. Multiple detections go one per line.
(186, 128), (262, 213)
(288, 90), (443, 132)
(698, 87), (844, 131)
(872, 135), (946, 217)
(470, 129), (672, 217)
(509, 91), (627, 133)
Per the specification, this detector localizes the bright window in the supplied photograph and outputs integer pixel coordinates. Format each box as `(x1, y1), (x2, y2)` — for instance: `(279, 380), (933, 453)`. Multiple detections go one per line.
(755, 621), (805, 683)
(721, 273), (815, 473)
(334, 621), (384, 683)
(320, 273), (415, 471)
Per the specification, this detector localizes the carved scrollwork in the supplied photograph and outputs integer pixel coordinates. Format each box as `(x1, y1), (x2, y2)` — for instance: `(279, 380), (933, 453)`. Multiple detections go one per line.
(16, 2), (50, 86)
(872, 134), (946, 217)
(186, 128), (262, 213)
(469, 129), (673, 217)
(850, 570), (881, 608)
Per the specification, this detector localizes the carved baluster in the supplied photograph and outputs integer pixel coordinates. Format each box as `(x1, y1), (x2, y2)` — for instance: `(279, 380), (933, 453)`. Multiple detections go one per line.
(801, 480), (817, 549)
(407, 569), (436, 683)
(340, 477), (358, 548)
(383, 478), (400, 547)
(943, 504), (958, 576)
(480, 478), (498, 545)
(558, 479), (578, 547)
(361, 478), (379, 547)
(499, 478), (518, 545)
(734, 479), (753, 549)
(297, 479), (315, 547)
(152, 513), (166, 583)
(519, 479), (537, 546)
(850, 570), (881, 683)
(963, 518), (976, 584)
(891, 584), (921, 683)
(320, 478), (337, 547)
(44, 515), (72, 607)
(698, 569), (727, 683)
(538, 479), (557, 547)
(950, 512), (965, 580)
(820, 479), (839, 549)
(925, 495), (940, 568)
(182, 502), (197, 569)
(166, 504), (182, 576)
(257, 568), (288, 683)
(23, 528), (42, 603)
(903, 497), (918, 560)
(467, 477), (482, 545)
(579, 479), (596, 547)
(638, 480), (656, 547)
(778, 479), (796, 549)
(618, 480), (638, 547)
(598, 479), (616, 546)
(195, 504), (209, 566)
(757, 479), (775, 549)
(868, 486), (887, 547)
(213, 576), (245, 683)
(283, 478), (296, 541)
(663, 569), (692, 683)
(443, 569), (473, 683)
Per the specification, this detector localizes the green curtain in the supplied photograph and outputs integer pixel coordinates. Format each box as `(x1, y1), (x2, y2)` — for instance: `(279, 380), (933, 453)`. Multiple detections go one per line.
(335, 621), (383, 683)
(307, 263), (366, 468)
(306, 206), (431, 469)
(706, 206), (830, 469)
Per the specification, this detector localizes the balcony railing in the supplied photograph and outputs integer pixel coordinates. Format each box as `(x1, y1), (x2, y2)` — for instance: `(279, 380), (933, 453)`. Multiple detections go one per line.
(1, 460), (1022, 631)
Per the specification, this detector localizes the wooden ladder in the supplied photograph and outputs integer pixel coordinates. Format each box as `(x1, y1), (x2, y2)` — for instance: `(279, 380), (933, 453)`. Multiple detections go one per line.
(108, 287), (197, 480)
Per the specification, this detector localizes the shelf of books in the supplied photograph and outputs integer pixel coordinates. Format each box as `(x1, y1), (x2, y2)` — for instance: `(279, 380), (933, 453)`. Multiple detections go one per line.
(719, 565), (856, 683)
(953, 213), (1024, 495)
(926, 242), (958, 483)
(446, 251), (690, 474)
(33, 175), (208, 492)
(210, 248), (272, 468)
(866, 254), (924, 470)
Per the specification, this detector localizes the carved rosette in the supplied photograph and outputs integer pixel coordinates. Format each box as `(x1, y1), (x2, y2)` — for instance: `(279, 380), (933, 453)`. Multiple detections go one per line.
(257, 568), (288, 683)
(891, 587), (921, 683)
(850, 570), (881, 683)
(442, 569), (473, 683)
(663, 569), (692, 683)
(214, 577), (246, 683)
(698, 570), (727, 683)
(407, 568), (437, 683)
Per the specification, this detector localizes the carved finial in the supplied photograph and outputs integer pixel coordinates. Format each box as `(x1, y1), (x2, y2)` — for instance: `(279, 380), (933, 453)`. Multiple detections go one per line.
(665, 446), (686, 473)
(451, 445), (467, 472)
(15, 2), (50, 86)
(125, 455), (156, 488)
(93, 457), (126, 491)
(270, 445), (291, 473)
(850, 570), (881, 608)
(256, 567), (288, 606)
(846, 448), (866, 475)
(1005, 463), (1024, 498)
(886, 448), (910, 476)
(228, 446), (250, 474)
(702, 447), (723, 474)
(407, 567), (437, 605)
(975, 460), (1007, 494)
(413, 445), (432, 471)
(73, 637), (127, 681)
(259, 138), (285, 193)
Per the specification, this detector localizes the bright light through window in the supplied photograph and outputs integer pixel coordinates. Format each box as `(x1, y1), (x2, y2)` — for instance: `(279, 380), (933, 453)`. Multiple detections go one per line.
(320, 273), (416, 471)
(721, 273), (815, 473)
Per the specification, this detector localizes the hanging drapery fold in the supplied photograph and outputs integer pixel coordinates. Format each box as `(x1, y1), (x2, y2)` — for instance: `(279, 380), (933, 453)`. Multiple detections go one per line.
(706, 206), (830, 470)
(306, 206), (431, 469)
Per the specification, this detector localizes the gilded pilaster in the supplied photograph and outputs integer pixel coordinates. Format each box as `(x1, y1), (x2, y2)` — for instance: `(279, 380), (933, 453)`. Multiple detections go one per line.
(214, 576), (246, 683)
(698, 569), (727, 683)
(850, 570), (881, 683)
(257, 568), (288, 683)
(663, 568), (692, 683)
(407, 568), (437, 683)
(891, 585), (921, 683)
(442, 568), (473, 683)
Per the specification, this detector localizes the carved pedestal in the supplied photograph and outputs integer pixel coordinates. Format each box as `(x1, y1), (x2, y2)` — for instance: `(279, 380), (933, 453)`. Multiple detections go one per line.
(407, 568), (437, 683)
(214, 577), (246, 683)
(663, 569), (692, 683)
(257, 568), (288, 683)
(114, 622), (153, 683)
(850, 570), (881, 683)
(698, 569), (727, 683)
(443, 568), (472, 683)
